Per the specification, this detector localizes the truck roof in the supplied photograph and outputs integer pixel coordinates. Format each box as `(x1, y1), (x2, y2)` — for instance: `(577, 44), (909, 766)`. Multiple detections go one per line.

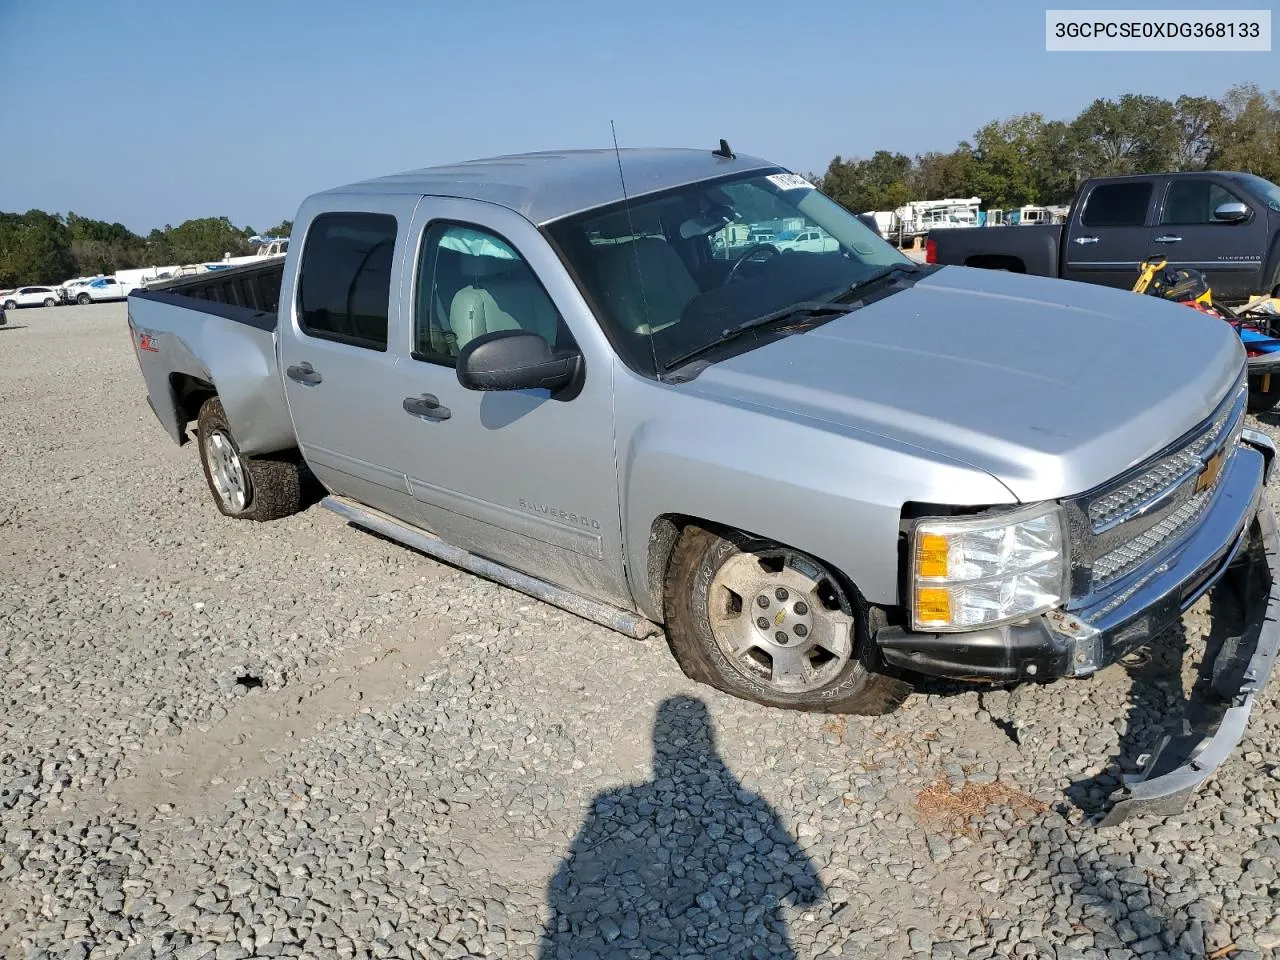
(321, 148), (779, 225)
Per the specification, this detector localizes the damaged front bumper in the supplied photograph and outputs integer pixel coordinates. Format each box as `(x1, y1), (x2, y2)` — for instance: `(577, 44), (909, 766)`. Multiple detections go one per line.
(1098, 485), (1280, 826)
(879, 430), (1280, 825)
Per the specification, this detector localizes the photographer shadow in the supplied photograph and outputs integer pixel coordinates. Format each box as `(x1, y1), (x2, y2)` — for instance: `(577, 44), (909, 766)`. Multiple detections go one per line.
(538, 695), (824, 959)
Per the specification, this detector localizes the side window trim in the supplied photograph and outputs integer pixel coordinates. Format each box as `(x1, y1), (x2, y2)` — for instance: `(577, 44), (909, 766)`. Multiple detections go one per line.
(409, 218), (569, 368)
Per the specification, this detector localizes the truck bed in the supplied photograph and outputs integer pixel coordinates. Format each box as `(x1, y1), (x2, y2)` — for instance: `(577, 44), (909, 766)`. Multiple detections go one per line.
(927, 224), (1063, 276)
(127, 257), (296, 457)
(143, 258), (286, 324)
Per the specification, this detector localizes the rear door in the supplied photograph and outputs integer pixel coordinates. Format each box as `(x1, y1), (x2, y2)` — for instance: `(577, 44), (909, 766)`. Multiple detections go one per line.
(1151, 176), (1268, 301)
(1063, 179), (1159, 289)
(382, 197), (632, 608)
(278, 195), (423, 520)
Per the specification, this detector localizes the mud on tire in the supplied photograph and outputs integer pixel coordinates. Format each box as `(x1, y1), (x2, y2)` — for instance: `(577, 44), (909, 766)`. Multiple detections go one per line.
(662, 525), (913, 715)
(196, 397), (303, 522)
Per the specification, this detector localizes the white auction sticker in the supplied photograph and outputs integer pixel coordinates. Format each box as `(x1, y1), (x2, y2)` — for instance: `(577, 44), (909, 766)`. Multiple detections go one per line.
(767, 173), (813, 191)
(1046, 9), (1271, 51)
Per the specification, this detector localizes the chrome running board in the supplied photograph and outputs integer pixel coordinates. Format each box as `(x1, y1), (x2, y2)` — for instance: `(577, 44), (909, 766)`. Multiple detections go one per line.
(321, 495), (662, 640)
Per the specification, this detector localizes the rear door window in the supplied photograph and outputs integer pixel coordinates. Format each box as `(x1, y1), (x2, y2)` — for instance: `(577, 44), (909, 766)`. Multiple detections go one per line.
(1081, 183), (1154, 228)
(297, 212), (397, 351)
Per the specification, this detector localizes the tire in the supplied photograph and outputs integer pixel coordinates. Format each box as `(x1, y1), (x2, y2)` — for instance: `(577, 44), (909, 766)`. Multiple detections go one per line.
(1248, 374), (1280, 414)
(43, 298), (57, 307)
(662, 525), (913, 715)
(76, 293), (91, 305)
(2, 301), (15, 311)
(196, 397), (302, 521)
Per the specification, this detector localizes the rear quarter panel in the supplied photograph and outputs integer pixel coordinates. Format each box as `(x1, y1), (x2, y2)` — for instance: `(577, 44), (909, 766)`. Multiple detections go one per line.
(127, 294), (296, 456)
(931, 225), (1062, 276)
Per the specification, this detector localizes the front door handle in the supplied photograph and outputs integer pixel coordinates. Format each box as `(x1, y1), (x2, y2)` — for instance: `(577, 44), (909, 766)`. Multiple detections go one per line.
(286, 362), (323, 385)
(403, 394), (451, 421)
(1073, 236), (1099, 245)
(1153, 235), (1182, 243)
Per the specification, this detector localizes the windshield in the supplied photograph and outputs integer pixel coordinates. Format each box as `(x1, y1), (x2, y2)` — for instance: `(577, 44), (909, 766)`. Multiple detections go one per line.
(1227, 173), (1280, 212)
(543, 170), (911, 374)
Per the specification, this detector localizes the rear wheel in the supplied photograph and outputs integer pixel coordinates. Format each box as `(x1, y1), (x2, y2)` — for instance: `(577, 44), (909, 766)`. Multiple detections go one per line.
(196, 397), (302, 521)
(662, 526), (913, 714)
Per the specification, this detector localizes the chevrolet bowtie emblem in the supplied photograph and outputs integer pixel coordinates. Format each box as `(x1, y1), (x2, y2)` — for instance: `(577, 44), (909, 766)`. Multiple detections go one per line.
(1196, 449), (1226, 494)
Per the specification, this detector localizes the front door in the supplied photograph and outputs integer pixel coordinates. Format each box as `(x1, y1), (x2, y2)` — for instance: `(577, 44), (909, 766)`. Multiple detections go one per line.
(278, 196), (422, 519)
(1063, 179), (1158, 290)
(384, 198), (632, 608)
(1151, 177), (1269, 301)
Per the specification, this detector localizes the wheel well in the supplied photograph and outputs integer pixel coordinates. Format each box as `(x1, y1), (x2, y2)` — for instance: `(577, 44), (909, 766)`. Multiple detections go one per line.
(170, 373), (217, 444)
(644, 513), (895, 628)
(964, 255), (1026, 273)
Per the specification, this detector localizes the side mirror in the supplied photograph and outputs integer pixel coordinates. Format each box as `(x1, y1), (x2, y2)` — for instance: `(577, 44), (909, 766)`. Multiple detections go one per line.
(1213, 201), (1250, 223)
(456, 329), (583, 398)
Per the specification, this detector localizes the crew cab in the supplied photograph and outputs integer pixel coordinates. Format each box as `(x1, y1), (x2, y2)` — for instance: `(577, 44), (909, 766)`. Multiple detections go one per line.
(127, 147), (1280, 823)
(3, 286), (61, 309)
(927, 171), (1280, 303)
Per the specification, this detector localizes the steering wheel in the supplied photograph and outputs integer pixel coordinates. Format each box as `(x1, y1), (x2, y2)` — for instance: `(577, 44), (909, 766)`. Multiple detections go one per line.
(725, 243), (780, 284)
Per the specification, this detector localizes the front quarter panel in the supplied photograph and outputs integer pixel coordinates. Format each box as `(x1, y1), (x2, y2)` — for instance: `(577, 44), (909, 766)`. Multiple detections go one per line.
(614, 365), (1019, 620)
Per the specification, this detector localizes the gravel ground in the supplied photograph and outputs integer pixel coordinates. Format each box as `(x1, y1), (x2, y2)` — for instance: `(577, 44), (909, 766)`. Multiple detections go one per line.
(2, 302), (1279, 960)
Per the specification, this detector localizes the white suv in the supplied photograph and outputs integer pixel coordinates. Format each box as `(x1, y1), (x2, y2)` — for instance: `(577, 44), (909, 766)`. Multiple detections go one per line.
(2, 286), (61, 309)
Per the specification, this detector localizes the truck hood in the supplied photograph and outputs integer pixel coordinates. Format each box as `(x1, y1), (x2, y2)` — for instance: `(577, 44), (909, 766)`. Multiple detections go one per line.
(679, 265), (1245, 503)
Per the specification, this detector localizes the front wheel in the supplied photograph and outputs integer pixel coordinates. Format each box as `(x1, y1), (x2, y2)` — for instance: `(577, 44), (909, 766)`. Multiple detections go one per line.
(3, 300), (15, 311)
(196, 397), (303, 521)
(76, 293), (91, 305)
(43, 298), (57, 307)
(662, 526), (913, 714)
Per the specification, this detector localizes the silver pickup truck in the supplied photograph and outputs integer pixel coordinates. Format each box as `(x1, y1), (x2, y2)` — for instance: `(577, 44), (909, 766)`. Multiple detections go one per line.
(128, 145), (1280, 823)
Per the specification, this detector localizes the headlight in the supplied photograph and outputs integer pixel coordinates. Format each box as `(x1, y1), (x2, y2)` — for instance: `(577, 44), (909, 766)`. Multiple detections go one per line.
(909, 502), (1066, 631)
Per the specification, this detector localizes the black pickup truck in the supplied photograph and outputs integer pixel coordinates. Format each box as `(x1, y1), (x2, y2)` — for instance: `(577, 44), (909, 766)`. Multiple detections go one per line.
(926, 171), (1280, 303)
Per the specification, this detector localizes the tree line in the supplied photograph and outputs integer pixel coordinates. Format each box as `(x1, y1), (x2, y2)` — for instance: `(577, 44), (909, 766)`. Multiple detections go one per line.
(0, 212), (294, 288)
(812, 83), (1280, 214)
(4, 83), (1277, 285)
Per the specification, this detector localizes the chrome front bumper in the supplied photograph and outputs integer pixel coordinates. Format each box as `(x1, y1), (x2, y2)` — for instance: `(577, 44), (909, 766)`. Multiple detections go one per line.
(1098, 434), (1279, 825)
(880, 430), (1280, 824)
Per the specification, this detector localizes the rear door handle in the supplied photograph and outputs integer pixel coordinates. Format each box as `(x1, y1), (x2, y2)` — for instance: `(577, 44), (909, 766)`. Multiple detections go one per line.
(1154, 235), (1182, 243)
(403, 394), (451, 421)
(1073, 236), (1099, 245)
(286, 362), (323, 385)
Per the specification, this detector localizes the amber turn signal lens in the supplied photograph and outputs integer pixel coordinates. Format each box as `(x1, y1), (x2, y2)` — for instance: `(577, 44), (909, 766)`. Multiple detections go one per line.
(915, 587), (951, 624)
(917, 533), (949, 579)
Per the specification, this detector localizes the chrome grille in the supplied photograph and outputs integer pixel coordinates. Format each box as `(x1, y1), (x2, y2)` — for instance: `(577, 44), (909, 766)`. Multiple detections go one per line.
(1087, 385), (1243, 532)
(1065, 370), (1247, 601)
(1092, 487), (1214, 584)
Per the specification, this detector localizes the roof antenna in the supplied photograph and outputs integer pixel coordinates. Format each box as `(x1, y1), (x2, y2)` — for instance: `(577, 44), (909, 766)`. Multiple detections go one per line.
(610, 120), (656, 370)
(712, 138), (735, 159)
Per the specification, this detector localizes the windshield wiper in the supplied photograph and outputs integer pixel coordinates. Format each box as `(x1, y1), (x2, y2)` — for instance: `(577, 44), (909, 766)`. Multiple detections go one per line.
(831, 262), (922, 303)
(663, 300), (857, 371)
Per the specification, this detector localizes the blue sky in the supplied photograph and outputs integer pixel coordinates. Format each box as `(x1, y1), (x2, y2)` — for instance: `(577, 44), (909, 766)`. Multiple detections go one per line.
(1, 0), (1273, 233)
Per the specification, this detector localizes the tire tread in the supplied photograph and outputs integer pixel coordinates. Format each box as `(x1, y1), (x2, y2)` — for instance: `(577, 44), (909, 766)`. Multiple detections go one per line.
(196, 397), (302, 522)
